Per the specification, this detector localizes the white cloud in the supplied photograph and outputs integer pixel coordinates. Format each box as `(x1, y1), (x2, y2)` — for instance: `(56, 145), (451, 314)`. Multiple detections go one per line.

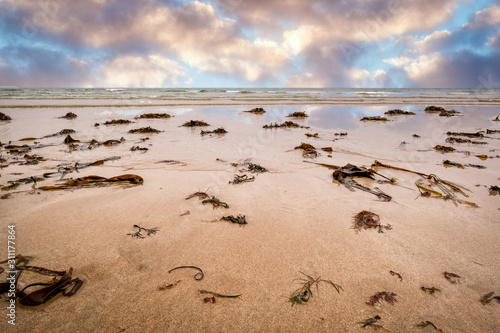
(383, 56), (412, 68)
(285, 72), (329, 88)
(465, 3), (500, 29)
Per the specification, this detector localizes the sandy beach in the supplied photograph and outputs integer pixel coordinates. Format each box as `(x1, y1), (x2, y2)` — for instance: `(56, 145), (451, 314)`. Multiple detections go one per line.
(1, 100), (500, 332)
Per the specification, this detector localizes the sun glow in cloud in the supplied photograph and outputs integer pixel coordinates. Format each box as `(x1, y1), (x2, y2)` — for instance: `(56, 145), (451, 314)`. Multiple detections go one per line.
(0, 0), (499, 88)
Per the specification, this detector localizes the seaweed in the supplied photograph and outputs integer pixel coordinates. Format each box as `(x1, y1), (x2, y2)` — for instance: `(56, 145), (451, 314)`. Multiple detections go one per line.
(130, 146), (148, 151)
(480, 292), (500, 305)
(199, 290), (242, 298)
(421, 286), (441, 294)
(434, 145), (455, 153)
(128, 126), (161, 134)
(263, 121), (309, 129)
(489, 185), (500, 196)
(247, 162), (268, 173)
(424, 106), (446, 113)
(135, 113), (171, 119)
(366, 291), (398, 306)
(287, 111), (308, 117)
(288, 272), (342, 306)
(182, 120), (210, 127)
(158, 280), (181, 291)
(186, 191), (210, 200)
(42, 129), (75, 138)
(332, 164), (392, 201)
(443, 160), (464, 169)
(59, 112), (77, 119)
(127, 225), (159, 239)
(493, 116), (500, 121)
(446, 131), (484, 138)
(384, 109), (415, 115)
(202, 196), (229, 209)
(221, 215), (247, 225)
(38, 174), (143, 191)
(467, 164), (486, 169)
(390, 271), (403, 282)
(23, 154), (45, 165)
(487, 129), (500, 134)
(200, 127), (227, 135)
(443, 271), (461, 284)
(0, 112), (12, 120)
(446, 137), (487, 145)
(294, 143), (318, 158)
(439, 110), (461, 117)
(103, 119), (132, 125)
(321, 147), (333, 152)
(243, 108), (266, 114)
(413, 134), (421, 138)
(168, 266), (204, 280)
(353, 210), (392, 233)
(358, 315), (383, 329)
(416, 321), (443, 332)
(229, 174), (255, 184)
(360, 116), (388, 121)
(63, 134), (80, 144)
(335, 132), (348, 136)
(305, 133), (318, 137)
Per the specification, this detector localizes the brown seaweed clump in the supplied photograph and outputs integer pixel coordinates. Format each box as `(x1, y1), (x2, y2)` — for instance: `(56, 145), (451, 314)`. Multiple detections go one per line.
(360, 116), (388, 121)
(424, 106), (446, 113)
(63, 134), (80, 144)
(135, 113), (171, 119)
(103, 119), (132, 125)
(447, 131), (484, 138)
(38, 174), (143, 191)
(182, 120), (210, 127)
(384, 109), (415, 115)
(305, 133), (318, 138)
(353, 210), (392, 233)
(366, 291), (398, 306)
(128, 126), (161, 134)
(263, 121), (309, 129)
(489, 185), (500, 196)
(0, 112), (12, 120)
(59, 112), (77, 119)
(443, 160), (464, 169)
(434, 145), (455, 153)
(221, 215), (247, 225)
(243, 108), (266, 114)
(288, 272), (342, 306)
(287, 111), (308, 117)
(294, 143), (318, 158)
(200, 128), (227, 135)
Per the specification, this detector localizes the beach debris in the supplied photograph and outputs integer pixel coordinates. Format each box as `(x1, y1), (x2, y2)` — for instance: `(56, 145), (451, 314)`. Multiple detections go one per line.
(202, 196), (229, 209)
(263, 121), (309, 129)
(180, 211), (190, 216)
(127, 225), (159, 239)
(23, 154), (45, 165)
(467, 164), (486, 169)
(0, 112), (11, 120)
(157, 159), (187, 166)
(199, 290), (242, 299)
(358, 315), (383, 329)
(434, 145), (455, 153)
(439, 110), (461, 117)
(204, 296), (216, 303)
(489, 185), (500, 196)
(321, 147), (333, 152)
(41, 156), (121, 179)
(229, 174), (255, 184)
(128, 126), (161, 134)
(421, 286), (441, 294)
(38, 174), (143, 191)
(353, 211), (392, 233)
(384, 109), (415, 115)
(221, 215), (247, 225)
(480, 292), (500, 305)
(243, 107), (266, 114)
(1, 182), (19, 191)
(59, 112), (77, 119)
(19, 137), (38, 141)
(182, 120), (210, 127)
(0, 254), (83, 306)
(103, 119), (132, 125)
(168, 266), (204, 280)
(416, 321), (444, 332)
(64, 134), (80, 145)
(130, 146), (148, 151)
(475, 154), (500, 160)
(424, 106), (446, 113)
(186, 191), (210, 200)
(335, 132), (348, 136)
(287, 111), (308, 117)
(333, 164), (392, 201)
(390, 271), (403, 282)
(360, 116), (388, 121)
(443, 271), (461, 284)
(493, 116), (500, 121)
(94, 123), (99, 127)
(446, 137), (488, 145)
(487, 129), (500, 134)
(200, 127), (227, 135)
(1, 193), (11, 199)
(157, 280), (181, 291)
(247, 162), (268, 173)
(288, 272), (342, 306)
(294, 143), (318, 158)
(366, 291), (398, 306)
(135, 113), (171, 119)
(42, 128), (75, 138)
(447, 131), (484, 138)
(305, 132), (318, 138)
(443, 160), (464, 169)
(413, 134), (421, 138)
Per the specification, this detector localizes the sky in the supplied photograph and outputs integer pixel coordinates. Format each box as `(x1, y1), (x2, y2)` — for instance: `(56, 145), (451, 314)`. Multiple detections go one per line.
(0, 0), (500, 88)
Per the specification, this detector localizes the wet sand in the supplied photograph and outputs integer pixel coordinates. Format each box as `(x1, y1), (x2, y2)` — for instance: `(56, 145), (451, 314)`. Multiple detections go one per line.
(1, 103), (500, 332)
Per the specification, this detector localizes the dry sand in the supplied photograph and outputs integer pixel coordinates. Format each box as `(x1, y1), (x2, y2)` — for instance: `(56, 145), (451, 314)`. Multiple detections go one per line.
(1, 103), (500, 332)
